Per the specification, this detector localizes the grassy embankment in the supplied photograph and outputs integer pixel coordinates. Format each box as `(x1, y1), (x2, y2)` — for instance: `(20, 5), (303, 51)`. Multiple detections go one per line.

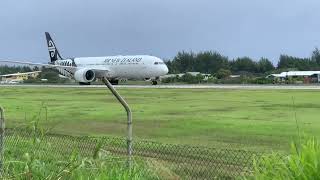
(0, 87), (319, 150)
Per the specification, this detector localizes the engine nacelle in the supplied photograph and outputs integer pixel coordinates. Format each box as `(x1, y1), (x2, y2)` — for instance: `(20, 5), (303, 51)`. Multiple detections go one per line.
(74, 69), (95, 83)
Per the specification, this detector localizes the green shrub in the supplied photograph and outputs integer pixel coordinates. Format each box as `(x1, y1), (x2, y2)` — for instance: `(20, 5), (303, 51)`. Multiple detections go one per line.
(248, 138), (320, 179)
(215, 68), (231, 79)
(249, 77), (274, 84)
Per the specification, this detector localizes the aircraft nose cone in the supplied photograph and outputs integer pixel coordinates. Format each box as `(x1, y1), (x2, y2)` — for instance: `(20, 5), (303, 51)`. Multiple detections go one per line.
(163, 65), (169, 74)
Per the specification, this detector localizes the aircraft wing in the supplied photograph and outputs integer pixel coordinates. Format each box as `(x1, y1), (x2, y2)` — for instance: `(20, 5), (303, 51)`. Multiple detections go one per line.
(0, 60), (111, 77)
(0, 60), (77, 70)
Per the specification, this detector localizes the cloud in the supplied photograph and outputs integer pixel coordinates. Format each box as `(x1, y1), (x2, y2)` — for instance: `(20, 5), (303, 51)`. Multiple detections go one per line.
(0, 0), (320, 63)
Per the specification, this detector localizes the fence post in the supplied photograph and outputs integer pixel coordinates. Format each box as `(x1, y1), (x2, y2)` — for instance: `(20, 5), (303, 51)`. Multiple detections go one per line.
(102, 78), (132, 169)
(0, 107), (5, 173)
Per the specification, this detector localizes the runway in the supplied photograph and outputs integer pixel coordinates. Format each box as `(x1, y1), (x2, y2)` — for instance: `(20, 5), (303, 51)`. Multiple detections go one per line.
(1, 84), (320, 90)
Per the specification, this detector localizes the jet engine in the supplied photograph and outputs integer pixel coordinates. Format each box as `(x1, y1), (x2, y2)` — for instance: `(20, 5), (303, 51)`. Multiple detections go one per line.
(74, 69), (95, 82)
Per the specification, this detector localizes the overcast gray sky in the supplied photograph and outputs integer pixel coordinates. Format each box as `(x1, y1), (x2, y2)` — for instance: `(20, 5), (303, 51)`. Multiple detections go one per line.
(1, 0), (320, 63)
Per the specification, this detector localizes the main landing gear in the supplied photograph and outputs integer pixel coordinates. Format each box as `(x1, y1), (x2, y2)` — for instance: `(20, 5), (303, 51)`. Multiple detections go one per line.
(152, 80), (158, 85)
(110, 79), (119, 85)
(151, 77), (159, 85)
(79, 82), (90, 85)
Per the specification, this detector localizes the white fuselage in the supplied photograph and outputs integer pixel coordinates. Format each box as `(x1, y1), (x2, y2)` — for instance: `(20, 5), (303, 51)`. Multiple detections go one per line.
(55, 55), (168, 80)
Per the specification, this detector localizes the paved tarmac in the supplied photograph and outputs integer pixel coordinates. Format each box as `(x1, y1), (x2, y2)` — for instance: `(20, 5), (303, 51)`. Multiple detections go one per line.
(1, 84), (320, 90)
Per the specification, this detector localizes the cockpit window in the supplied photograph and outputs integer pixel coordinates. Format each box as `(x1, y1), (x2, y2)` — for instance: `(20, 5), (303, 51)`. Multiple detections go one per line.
(154, 62), (164, 65)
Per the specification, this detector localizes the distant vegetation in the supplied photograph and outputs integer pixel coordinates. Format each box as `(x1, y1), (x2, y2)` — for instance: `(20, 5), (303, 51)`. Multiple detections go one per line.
(24, 67), (70, 84)
(0, 66), (69, 83)
(0, 65), (32, 75)
(164, 48), (320, 84)
(166, 48), (320, 74)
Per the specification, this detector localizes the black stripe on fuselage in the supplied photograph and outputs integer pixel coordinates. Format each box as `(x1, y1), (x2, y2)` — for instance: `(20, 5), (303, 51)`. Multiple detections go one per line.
(55, 59), (76, 77)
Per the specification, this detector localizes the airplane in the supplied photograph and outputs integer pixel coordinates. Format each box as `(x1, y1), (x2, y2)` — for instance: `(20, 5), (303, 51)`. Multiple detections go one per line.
(0, 32), (169, 85)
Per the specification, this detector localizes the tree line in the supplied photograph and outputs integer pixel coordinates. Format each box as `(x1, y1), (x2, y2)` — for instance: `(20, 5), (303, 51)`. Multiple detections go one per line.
(0, 65), (33, 75)
(0, 66), (68, 83)
(165, 48), (320, 76)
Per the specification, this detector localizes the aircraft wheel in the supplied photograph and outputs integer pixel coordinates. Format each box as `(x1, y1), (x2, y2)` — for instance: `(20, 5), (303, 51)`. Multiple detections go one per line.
(79, 82), (91, 85)
(152, 81), (158, 85)
(110, 79), (119, 85)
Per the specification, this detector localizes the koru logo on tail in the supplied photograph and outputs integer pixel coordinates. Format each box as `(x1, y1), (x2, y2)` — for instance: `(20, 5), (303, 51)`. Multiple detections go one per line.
(48, 40), (56, 58)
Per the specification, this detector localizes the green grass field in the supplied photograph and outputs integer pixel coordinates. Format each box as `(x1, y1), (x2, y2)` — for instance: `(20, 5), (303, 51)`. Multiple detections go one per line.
(0, 87), (319, 150)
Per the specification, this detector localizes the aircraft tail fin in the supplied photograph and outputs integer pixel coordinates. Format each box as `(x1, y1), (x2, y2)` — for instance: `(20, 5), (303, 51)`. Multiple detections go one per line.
(45, 32), (63, 62)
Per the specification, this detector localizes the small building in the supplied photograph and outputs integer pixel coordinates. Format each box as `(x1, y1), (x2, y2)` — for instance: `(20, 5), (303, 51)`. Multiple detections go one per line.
(230, 75), (241, 78)
(185, 72), (211, 80)
(267, 71), (320, 83)
(160, 72), (212, 81)
(0, 71), (41, 83)
(186, 72), (201, 76)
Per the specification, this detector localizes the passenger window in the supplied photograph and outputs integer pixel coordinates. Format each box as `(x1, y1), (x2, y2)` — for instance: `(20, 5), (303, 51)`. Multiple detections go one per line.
(154, 62), (159, 65)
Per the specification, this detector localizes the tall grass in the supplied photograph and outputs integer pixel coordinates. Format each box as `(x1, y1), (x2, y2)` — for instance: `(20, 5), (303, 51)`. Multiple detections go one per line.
(248, 98), (320, 179)
(3, 150), (158, 179)
(1, 107), (159, 180)
(248, 138), (320, 179)
(2, 135), (159, 180)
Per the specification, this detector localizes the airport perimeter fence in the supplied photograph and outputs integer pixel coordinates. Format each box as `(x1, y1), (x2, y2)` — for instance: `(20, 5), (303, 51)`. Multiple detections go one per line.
(2, 128), (273, 179)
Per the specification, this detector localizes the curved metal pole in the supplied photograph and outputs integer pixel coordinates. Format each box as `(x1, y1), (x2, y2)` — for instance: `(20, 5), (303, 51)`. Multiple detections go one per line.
(102, 78), (132, 168)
